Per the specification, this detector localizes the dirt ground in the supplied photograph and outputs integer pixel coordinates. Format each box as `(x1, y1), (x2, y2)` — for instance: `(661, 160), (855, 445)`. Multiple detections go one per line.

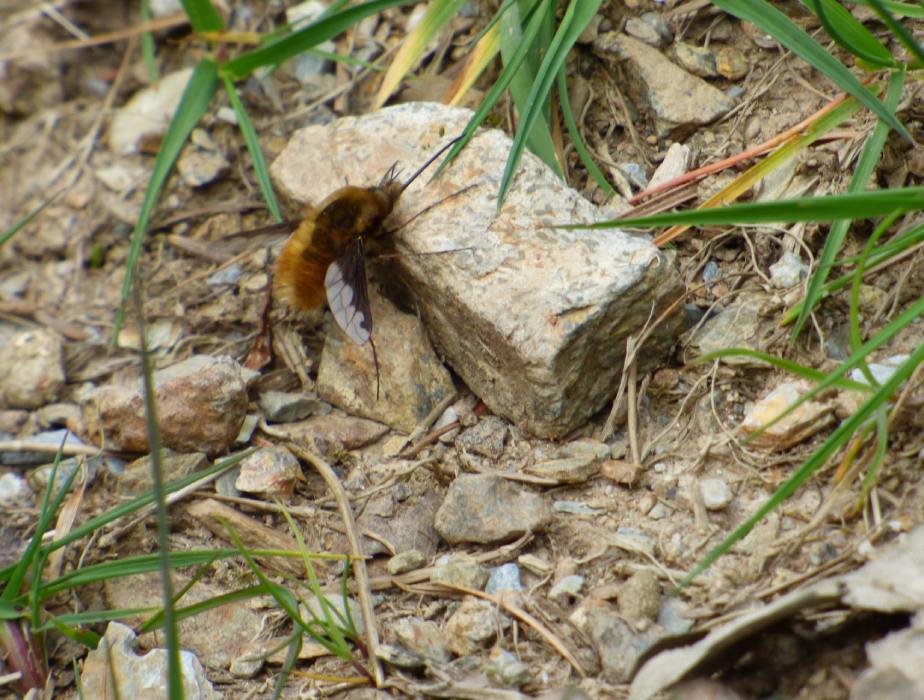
(2, 1), (924, 698)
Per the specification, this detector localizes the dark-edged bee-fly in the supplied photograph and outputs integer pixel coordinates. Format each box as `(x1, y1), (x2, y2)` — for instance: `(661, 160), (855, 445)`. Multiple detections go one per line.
(273, 136), (462, 395)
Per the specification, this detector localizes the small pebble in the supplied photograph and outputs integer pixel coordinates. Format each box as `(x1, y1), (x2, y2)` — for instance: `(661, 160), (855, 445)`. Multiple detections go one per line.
(486, 563), (523, 593)
(387, 549), (426, 575)
(549, 574), (585, 602)
(700, 477), (733, 510)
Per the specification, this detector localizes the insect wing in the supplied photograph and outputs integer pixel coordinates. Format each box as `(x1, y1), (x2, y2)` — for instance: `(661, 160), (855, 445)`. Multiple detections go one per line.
(325, 238), (373, 345)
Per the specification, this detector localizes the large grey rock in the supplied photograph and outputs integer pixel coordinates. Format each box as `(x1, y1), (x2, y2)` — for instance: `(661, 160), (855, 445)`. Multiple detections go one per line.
(271, 103), (683, 438)
(595, 32), (734, 137)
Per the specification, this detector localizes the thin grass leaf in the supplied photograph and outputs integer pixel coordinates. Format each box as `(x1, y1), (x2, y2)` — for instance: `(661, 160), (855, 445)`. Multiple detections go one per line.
(0, 190), (62, 248)
(649, 90), (863, 244)
(432, 0), (552, 179)
(684, 341), (924, 585)
(784, 217), (924, 324)
(499, 0), (561, 175)
(445, 0), (547, 98)
(373, 0), (467, 109)
(693, 348), (871, 391)
(698, 290), (924, 442)
(711, 0), (911, 140)
(114, 59), (219, 341)
(278, 507), (354, 649)
(568, 187), (924, 229)
(864, 0), (924, 65)
(791, 70), (905, 339)
(804, 0), (897, 67)
(141, 584), (271, 633)
(443, 0), (540, 105)
(40, 451), (250, 558)
(846, 0), (924, 17)
(847, 209), (902, 385)
(139, 0), (159, 82)
(497, 0), (602, 208)
(221, 75), (282, 221)
(179, 0), (223, 33)
(557, 69), (615, 196)
(34, 549), (306, 599)
(444, 21), (501, 105)
(497, 0), (601, 210)
(226, 529), (350, 659)
(222, 0), (411, 80)
(2, 440), (78, 604)
(859, 408), (890, 503)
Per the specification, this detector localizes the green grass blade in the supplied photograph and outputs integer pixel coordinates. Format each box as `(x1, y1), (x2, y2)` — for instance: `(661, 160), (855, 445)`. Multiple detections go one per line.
(499, 0), (560, 175)
(37, 452), (250, 560)
(783, 219), (924, 325)
(845, 0), (924, 17)
(497, 0), (603, 208)
(179, 0), (223, 32)
(2, 439), (77, 604)
(699, 291), (924, 441)
(0, 190), (62, 248)
(865, 0), (924, 65)
(114, 59), (219, 342)
(804, 0), (897, 67)
(139, 0), (159, 82)
(711, 0), (911, 140)
(859, 409), (889, 503)
(791, 69), (905, 338)
(848, 210), (903, 369)
(566, 187), (924, 228)
(223, 0), (412, 80)
(683, 341), (924, 585)
(557, 69), (616, 197)
(220, 74), (282, 221)
(693, 348), (871, 392)
(432, 0), (552, 179)
(134, 291), (182, 700)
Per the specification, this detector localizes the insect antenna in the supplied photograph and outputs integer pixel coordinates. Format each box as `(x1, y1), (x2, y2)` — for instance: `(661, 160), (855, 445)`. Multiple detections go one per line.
(397, 135), (464, 194)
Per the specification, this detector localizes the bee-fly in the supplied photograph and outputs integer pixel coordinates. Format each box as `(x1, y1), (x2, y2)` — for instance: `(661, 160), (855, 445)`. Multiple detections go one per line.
(273, 136), (462, 396)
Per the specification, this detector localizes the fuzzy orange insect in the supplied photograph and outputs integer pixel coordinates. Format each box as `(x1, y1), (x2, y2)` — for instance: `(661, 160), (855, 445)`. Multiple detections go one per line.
(273, 137), (460, 391)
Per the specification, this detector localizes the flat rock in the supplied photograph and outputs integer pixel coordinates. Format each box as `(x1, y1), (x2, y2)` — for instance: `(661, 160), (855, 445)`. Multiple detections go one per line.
(118, 450), (208, 497)
(258, 390), (329, 422)
(81, 622), (218, 700)
(105, 572), (265, 671)
(235, 446), (299, 496)
(393, 617), (450, 663)
(740, 381), (835, 449)
(270, 102), (684, 438)
(279, 413), (388, 450)
(317, 291), (454, 433)
(687, 293), (766, 365)
(576, 600), (648, 683)
(594, 32), (734, 136)
(0, 328), (65, 409)
(431, 553), (488, 590)
(443, 597), (498, 656)
(434, 474), (552, 544)
(82, 355), (248, 455)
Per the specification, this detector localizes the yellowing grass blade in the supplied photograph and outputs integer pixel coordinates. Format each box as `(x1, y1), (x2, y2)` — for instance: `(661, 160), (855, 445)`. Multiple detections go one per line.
(652, 94), (863, 247)
(444, 22), (500, 106)
(372, 0), (466, 110)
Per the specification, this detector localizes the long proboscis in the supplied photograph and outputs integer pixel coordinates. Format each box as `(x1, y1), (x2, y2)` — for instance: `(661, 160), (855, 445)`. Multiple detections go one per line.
(398, 134), (464, 194)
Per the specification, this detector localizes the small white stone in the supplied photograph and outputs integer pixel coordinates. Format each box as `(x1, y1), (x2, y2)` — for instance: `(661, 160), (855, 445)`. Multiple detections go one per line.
(770, 251), (808, 288)
(700, 477), (733, 510)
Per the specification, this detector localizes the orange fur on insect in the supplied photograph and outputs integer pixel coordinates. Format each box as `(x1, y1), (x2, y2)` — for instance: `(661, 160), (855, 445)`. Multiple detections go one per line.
(273, 179), (401, 312)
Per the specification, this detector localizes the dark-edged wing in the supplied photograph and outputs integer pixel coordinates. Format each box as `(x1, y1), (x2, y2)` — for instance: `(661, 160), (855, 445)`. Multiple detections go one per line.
(325, 237), (372, 345)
